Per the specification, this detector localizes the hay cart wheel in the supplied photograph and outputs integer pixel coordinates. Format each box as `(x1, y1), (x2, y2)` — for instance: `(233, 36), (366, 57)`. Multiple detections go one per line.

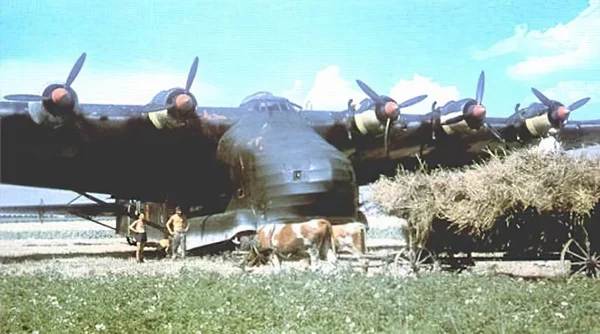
(560, 239), (599, 279)
(393, 247), (439, 275)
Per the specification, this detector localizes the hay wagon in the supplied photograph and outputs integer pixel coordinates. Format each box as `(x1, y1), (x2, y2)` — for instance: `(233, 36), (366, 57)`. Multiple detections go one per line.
(382, 211), (600, 279)
(366, 148), (600, 279)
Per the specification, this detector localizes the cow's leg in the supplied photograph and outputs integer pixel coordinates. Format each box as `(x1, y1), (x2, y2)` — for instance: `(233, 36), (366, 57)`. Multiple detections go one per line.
(307, 247), (320, 271)
(270, 252), (283, 272)
(326, 248), (337, 264)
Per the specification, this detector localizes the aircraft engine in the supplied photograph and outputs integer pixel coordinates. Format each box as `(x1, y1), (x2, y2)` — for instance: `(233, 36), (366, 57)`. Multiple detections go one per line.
(140, 57), (200, 129)
(438, 98), (479, 135)
(353, 79), (427, 156)
(523, 87), (591, 137)
(439, 71), (504, 142)
(3, 53), (87, 129)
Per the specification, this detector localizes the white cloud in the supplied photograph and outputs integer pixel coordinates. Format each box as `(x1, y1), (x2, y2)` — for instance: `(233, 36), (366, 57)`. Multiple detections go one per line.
(518, 80), (599, 113)
(539, 80), (600, 105)
(279, 79), (307, 108)
(300, 66), (368, 111)
(0, 59), (223, 106)
(471, 1), (599, 80)
(389, 74), (460, 114)
(289, 66), (459, 113)
(471, 24), (530, 60)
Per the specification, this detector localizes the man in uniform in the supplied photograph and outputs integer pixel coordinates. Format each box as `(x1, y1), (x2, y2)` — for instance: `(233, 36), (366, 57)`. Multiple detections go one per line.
(128, 211), (148, 263)
(166, 206), (189, 259)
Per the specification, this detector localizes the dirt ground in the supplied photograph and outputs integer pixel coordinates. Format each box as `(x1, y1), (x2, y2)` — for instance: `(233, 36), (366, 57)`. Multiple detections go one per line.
(0, 220), (570, 279)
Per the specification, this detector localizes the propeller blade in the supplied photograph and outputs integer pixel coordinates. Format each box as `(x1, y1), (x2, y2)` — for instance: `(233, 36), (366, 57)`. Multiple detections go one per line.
(483, 121), (504, 142)
(531, 87), (551, 107)
(3, 94), (48, 102)
(384, 118), (391, 156)
(568, 97), (591, 111)
(397, 94), (428, 109)
(65, 52), (87, 87)
(185, 56), (199, 92)
(358, 98), (373, 112)
(440, 114), (465, 126)
(476, 71), (485, 104)
(356, 80), (384, 104)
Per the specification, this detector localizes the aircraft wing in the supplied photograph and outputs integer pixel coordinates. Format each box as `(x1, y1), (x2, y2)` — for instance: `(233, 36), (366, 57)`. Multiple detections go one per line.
(0, 202), (126, 217)
(554, 119), (600, 149)
(0, 100), (239, 204)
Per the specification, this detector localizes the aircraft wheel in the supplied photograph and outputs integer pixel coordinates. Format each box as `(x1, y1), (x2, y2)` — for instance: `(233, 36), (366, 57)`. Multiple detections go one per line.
(561, 238), (599, 279)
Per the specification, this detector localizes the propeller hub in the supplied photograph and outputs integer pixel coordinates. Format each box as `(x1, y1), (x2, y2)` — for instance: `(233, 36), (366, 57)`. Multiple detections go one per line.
(51, 88), (74, 108)
(472, 104), (486, 118)
(556, 106), (570, 120)
(384, 101), (399, 120)
(175, 94), (194, 111)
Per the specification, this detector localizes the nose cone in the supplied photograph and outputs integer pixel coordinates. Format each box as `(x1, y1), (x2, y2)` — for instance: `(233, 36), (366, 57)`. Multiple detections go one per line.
(472, 104), (486, 118)
(51, 88), (73, 107)
(175, 94), (194, 111)
(556, 106), (570, 120)
(384, 101), (399, 119)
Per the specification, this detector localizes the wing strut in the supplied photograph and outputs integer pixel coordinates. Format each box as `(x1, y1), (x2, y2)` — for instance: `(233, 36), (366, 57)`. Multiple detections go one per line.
(68, 211), (117, 231)
(75, 191), (109, 205)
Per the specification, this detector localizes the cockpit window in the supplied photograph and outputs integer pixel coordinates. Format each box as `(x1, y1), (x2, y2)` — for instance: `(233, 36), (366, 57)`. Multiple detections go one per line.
(240, 91), (301, 112)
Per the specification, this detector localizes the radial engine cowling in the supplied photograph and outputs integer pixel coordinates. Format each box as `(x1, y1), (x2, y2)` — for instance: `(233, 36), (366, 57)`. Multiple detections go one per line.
(3, 52), (87, 129)
(439, 98), (479, 135)
(146, 88), (199, 129)
(142, 57), (200, 130)
(26, 84), (80, 128)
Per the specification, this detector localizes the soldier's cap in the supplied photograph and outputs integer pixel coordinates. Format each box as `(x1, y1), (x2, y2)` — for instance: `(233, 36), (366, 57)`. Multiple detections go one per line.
(175, 206), (182, 212)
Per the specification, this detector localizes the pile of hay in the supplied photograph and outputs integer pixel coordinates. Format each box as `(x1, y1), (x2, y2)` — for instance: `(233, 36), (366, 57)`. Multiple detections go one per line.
(370, 146), (600, 248)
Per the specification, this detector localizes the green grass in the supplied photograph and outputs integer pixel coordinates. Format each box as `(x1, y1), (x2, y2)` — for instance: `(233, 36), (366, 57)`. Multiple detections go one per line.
(1, 270), (599, 333)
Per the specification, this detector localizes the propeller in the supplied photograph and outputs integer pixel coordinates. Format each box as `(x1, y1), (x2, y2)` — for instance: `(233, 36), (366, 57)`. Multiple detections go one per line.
(440, 71), (504, 142)
(4, 52), (87, 111)
(355, 79), (427, 155)
(530, 87), (591, 128)
(142, 57), (199, 114)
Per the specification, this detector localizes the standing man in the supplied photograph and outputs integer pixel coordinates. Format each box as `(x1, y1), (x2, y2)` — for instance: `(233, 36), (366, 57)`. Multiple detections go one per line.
(128, 212), (148, 263)
(166, 206), (189, 259)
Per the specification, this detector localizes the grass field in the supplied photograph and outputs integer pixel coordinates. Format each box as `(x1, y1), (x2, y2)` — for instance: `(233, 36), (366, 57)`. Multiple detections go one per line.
(1, 270), (599, 333)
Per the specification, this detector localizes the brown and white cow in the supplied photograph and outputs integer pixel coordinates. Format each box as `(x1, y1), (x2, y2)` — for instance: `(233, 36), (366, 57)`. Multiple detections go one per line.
(332, 222), (367, 256)
(239, 218), (337, 270)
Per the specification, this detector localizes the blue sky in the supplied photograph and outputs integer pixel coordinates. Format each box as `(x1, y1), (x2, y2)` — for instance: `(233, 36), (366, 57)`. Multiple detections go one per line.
(0, 0), (598, 205)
